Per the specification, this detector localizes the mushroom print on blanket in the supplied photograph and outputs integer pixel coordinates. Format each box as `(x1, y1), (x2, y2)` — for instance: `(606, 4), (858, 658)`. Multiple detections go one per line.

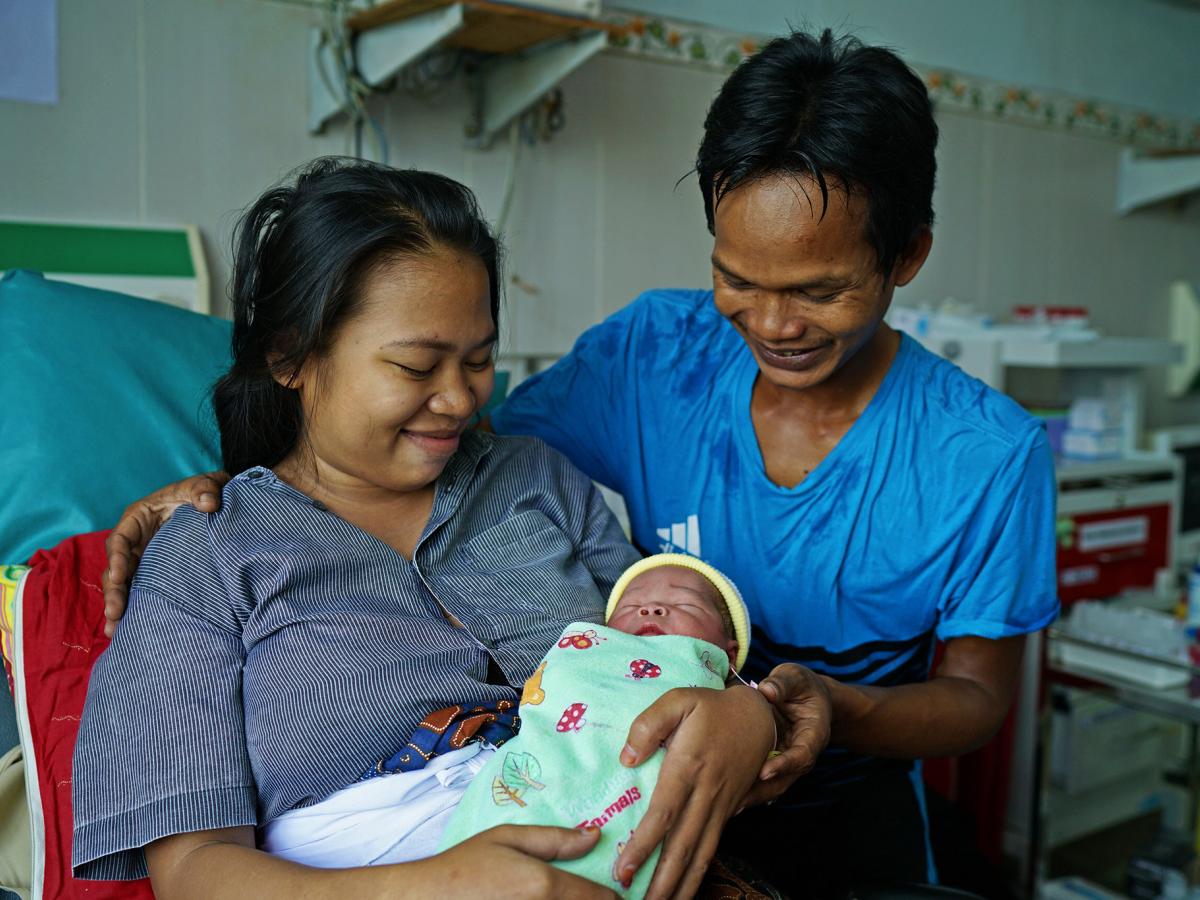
(556, 702), (588, 733)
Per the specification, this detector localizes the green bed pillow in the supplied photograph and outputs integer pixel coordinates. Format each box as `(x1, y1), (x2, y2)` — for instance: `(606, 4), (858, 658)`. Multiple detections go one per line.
(0, 270), (231, 563)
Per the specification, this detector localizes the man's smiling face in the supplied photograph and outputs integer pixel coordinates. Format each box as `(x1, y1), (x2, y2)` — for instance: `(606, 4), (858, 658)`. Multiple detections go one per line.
(711, 172), (917, 394)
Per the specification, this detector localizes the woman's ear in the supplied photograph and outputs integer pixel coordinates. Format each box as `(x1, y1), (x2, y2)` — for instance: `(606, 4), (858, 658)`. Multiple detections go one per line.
(265, 328), (307, 390)
(267, 342), (306, 391)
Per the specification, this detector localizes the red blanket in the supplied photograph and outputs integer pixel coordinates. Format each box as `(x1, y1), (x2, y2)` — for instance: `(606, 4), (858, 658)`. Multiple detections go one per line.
(20, 531), (155, 899)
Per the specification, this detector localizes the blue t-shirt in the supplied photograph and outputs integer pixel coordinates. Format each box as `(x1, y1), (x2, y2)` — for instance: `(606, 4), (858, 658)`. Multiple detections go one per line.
(493, 289), (1059, 796)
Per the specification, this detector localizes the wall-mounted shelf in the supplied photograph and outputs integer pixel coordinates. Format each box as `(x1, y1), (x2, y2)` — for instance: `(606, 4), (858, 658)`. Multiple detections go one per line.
(914, 333), (1181, 382)
(998, 336), (1182, 369)
(1116, 148), (1200, 215)
(309, 0), (621, 144)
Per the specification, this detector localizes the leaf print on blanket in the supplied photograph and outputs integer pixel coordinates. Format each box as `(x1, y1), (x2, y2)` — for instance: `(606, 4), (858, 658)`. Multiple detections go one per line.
(491, 751), (547, 808)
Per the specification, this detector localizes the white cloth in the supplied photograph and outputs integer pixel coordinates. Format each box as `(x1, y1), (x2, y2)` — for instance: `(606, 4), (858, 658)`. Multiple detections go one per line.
(259, 743), (494, 867)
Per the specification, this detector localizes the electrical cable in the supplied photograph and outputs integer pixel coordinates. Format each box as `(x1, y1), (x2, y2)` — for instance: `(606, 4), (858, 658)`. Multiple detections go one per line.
(401, 48), (464, 102)
(317, 1), (571, 167)
(495, 120), (522, 234)
(320, 0), (389, 163)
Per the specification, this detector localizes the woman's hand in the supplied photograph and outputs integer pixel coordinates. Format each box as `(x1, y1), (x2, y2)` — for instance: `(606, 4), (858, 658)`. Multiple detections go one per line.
(102, 472), (229, 636)
(147, 823), (616, 900)
(430, 825), (619, 899)
(613, 684), (774, 900)
(739, 663), (833, 808)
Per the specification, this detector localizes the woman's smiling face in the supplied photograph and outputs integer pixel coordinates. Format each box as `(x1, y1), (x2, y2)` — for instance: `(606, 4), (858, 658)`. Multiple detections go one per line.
(287, 246), (496, 495)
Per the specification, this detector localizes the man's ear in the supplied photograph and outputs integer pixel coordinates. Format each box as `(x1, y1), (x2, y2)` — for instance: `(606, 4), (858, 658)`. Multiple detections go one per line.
(892, 226), (933, 288)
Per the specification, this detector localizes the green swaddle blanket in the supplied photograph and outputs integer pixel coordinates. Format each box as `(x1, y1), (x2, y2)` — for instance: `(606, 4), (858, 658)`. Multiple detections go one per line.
(439, 621), (728, 897)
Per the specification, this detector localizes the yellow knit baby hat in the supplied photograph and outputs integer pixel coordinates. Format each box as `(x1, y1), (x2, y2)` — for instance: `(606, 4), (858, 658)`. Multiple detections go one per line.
(605, 553), (751, 672)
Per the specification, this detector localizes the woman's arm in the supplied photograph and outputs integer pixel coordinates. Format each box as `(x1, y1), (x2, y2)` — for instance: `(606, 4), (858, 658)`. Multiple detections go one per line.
(611, 683), (776, 900)
(146, 824), (619, 900)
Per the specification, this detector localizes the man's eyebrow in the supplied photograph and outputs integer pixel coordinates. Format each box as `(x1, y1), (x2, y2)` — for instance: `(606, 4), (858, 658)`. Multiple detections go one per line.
(380, 331), (498, 352)
(711, 254), (852, 292)
(710, 255), (750, 283)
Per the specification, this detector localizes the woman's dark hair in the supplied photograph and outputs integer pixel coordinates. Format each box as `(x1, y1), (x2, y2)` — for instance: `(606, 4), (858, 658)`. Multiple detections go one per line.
(696, 29), (937, 274)
(213, 157), (501, 475)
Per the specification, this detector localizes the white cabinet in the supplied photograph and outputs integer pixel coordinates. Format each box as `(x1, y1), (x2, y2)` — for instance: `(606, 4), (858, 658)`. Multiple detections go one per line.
(910, 332), (1180, 458)
(907, 329), (1184, 886)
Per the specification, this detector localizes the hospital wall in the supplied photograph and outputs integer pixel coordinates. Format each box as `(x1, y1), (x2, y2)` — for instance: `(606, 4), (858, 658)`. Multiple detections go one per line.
(2, 0), (1200, 425)
(631, 0), (1200, 120)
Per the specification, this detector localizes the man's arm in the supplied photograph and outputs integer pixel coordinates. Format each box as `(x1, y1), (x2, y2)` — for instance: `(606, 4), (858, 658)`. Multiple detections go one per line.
(102, 472), (228, 635)
(823, 633), (1025, 757)
(790, 428), (1050, 761)
(744, 634), (1025, 806)
(106, 407), (499, 628)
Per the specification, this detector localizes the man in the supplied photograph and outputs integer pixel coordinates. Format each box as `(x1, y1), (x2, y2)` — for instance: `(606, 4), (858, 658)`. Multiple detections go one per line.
(106, 29), (1056, 898)
(484, 29), (1056, 892)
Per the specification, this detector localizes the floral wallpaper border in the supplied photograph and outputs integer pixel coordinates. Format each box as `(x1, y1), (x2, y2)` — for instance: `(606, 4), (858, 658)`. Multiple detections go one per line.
(603, 8), (1200, 151)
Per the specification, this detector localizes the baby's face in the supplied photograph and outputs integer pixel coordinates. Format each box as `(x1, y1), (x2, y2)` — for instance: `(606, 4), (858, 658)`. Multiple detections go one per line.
(608, 566), (737, 668)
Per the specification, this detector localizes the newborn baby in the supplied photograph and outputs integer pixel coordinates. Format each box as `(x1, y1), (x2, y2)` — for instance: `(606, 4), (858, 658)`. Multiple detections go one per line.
(438, 553), (751, 898)
(604, 557), (743, 669)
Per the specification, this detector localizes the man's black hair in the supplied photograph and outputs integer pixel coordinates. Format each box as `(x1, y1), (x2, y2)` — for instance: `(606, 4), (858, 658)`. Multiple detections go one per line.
(696, 29), (937, 274)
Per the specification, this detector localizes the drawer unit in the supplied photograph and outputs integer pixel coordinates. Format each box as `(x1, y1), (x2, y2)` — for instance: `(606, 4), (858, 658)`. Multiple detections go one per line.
(1056, 457), (1181, 604)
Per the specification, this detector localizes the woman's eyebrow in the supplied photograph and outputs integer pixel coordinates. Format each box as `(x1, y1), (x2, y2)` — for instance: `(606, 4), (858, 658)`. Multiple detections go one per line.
(380, 331), (498, 352)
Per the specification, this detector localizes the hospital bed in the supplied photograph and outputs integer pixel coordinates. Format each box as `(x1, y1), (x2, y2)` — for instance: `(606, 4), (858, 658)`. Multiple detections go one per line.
(0, 220), (218, 899)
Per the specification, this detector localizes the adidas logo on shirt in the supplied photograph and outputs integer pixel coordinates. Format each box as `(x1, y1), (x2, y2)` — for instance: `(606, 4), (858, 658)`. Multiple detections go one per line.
(656, 514), (701, 556)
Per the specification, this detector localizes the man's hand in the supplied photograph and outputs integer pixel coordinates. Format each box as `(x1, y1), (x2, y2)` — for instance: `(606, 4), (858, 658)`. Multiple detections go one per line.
(102, 472), (229, 636)
(613, 685), (775, 900)
(740, 664), (833, 808)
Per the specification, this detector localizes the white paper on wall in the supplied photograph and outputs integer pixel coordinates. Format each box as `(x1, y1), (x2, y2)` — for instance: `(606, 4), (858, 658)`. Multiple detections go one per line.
(0, 0), (58, 105)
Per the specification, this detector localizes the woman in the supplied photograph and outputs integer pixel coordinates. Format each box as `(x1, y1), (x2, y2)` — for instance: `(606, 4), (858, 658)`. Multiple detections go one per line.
(74, 158), (775, 900)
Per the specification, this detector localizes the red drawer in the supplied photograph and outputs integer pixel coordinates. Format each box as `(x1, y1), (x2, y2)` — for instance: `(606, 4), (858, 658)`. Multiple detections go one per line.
(1056, 503), (1171, 604)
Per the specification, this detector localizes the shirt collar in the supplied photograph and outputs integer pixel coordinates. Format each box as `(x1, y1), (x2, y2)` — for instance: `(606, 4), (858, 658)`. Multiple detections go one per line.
(422, 429), (495, 538)
(238, 428), (494, 511)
